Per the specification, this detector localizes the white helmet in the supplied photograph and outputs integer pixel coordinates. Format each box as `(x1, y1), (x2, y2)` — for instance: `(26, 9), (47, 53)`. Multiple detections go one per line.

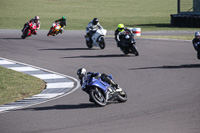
(195, 31), (200, 39)
(35, 16), (39, 20)
(34, 16), (39, 23)
(77, 68), (87, 79)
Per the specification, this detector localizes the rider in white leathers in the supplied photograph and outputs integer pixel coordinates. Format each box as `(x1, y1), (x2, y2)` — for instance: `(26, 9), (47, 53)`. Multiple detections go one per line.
(86, 18), (103, 43)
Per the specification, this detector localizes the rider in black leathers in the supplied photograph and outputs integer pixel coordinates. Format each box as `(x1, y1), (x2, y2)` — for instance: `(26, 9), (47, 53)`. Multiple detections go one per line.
(192, 31), (200, 59)
(114, 24), (133, 47)
(192, 31), (200, 51)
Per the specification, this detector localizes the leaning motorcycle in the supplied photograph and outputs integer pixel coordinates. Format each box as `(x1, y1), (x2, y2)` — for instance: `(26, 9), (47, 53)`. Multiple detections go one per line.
(85, 28), (107, 49)
(84, 74), (127, 107)
(47, 22), (61, 36)
(21, 22), (37, 39)
(119, 33), (139, 56)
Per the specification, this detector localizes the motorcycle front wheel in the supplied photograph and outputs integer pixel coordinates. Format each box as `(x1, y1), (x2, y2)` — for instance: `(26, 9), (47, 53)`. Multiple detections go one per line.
(47, 28), (53, 36)
(21, 30), (28, 39)
(131, 45), (139, 56)
(89, 88), (106, 107)
(117, 90), (128, 103)
(99, 38), (105, 49)
(86, 40), (93, 49)
(21, 35), (26, 39)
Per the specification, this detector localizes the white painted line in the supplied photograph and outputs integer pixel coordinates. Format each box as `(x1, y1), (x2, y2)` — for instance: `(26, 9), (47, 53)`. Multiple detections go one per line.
(0, 106), (21, 112)
(32, 74), (66, 79)
(7, 67), (39, 72)
(32, 93), (64, 98)
(46, 82), (74, 89)
(0, 57), (80, 114)
(0, 60), (15, 65)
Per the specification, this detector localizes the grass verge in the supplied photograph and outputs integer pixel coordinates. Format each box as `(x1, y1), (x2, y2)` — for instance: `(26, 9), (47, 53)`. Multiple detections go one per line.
(0, 0), (199, 31)
(0, 66), (46, 105)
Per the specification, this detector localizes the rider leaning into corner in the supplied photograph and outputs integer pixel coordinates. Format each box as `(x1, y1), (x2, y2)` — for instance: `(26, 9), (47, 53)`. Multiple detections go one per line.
(54, 16), (67, 34)
(86, 18), (103, 43)
(77, 68), (120, 102)
(114, 24), (133, 47)
(21, 16), (41, 35)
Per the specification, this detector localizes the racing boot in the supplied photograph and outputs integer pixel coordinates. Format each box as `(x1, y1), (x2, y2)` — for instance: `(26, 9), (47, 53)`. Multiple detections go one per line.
(113, 83), (122, 92)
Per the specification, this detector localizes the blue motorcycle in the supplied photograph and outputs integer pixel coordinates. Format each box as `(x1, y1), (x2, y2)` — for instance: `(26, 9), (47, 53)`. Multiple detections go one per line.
(85, 74), (127, 107)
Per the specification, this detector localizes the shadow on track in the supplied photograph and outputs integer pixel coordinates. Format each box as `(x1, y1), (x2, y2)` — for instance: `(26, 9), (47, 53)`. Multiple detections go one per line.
(62, 54), (133, 58)
(40, 48), (99, 51)
(22, 103), (97, 111)
(1, 38), (22, 40)
(129, 64), (200, 70)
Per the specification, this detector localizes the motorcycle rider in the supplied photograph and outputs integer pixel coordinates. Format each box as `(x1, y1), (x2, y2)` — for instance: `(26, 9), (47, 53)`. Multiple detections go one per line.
(192, 31), (200, 51)
(192, 31), (200, 59)
(77, 68), (120, 101)
(114, 24), (133, 47)
(54, 16), (67, 34)
(86, 18), (103, 43)
(21, 16), (40, 35)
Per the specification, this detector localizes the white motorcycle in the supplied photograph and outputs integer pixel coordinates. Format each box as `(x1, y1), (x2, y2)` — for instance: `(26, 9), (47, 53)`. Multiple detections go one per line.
(85, 28), (107, 49)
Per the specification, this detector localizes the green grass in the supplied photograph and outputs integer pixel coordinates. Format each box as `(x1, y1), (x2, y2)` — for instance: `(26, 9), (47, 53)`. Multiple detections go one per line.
(0, 66), (46, 105)
(0, 0), (199, 31)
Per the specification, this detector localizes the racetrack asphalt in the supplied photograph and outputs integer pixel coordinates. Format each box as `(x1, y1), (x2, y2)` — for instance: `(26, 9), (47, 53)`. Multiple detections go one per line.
(0, 29), (199, 133)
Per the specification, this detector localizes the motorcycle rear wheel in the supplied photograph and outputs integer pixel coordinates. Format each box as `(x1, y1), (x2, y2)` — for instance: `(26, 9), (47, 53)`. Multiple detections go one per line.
(117, 90), (127, 103)
(99, 38), (105, 49)
(89, 88), (106, 107)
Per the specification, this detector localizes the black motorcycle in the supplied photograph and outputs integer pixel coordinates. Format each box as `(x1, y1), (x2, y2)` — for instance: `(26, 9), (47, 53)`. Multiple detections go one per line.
(119, 33), (139, 56)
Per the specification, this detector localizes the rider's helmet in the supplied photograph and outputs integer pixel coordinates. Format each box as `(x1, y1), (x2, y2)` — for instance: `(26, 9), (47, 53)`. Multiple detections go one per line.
(195, 31), (200, 39)
(92, 18), (99, 25)
(62, 16), (66, 20)
(77, 68), (87, 80)
(34, 16), (39, 23)
(117, 24), (125, 32)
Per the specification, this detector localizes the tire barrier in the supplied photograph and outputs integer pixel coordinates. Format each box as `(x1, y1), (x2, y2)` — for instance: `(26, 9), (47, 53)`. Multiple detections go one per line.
(171, 14), (200, 28)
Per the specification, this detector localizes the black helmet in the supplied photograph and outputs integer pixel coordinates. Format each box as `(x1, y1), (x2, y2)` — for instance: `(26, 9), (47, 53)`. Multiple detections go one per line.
(92, 18), (99, 25)
(77, 68), (87, 80)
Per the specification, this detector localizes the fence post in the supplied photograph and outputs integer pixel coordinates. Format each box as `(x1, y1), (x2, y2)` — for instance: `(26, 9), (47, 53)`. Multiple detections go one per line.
(178, 0), (180, 14)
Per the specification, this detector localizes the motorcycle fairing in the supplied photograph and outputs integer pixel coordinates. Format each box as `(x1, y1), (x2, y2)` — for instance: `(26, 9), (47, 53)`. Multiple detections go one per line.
(87, 76), (109, 93)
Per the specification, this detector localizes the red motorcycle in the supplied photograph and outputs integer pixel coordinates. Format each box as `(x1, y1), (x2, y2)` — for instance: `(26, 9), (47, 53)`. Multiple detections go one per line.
(21, 22), (37, 39)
